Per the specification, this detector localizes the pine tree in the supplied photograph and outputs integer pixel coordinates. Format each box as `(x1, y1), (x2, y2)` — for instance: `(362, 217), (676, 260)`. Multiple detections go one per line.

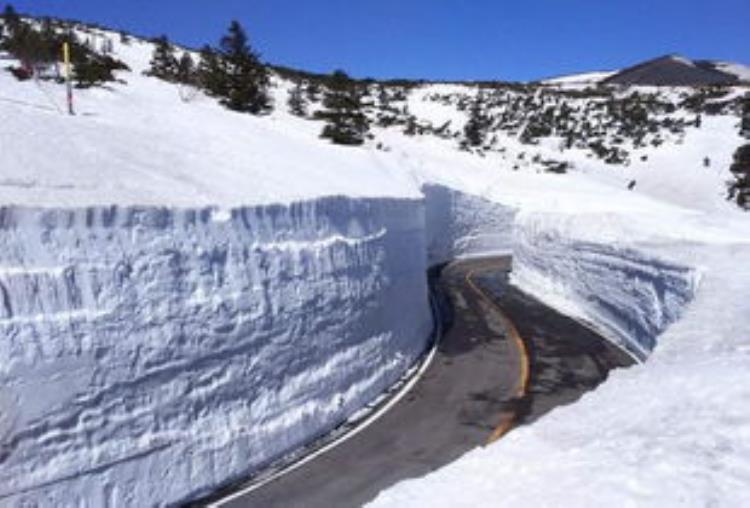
(3, 15), (59, 78)
(306, 82), (320, 102)
(65, 30), (129, 88)
(403, 115), (418, 136)
(147, 35), (178, 81)
(197, 45), (226, 96)
(176, 52), (195, 84)
(317, 70), (369, 146)
(217, 20), (270, 114)
(377, 85), (391, 111)
(72, 54), (119, 87)
(38, 18), (58, 63)
(1, 4), (20, 38)
(742, 96), (750, 139)
(728, 144), (750, 210)
(287, 81), (307, 117)
(463, 94), (490, 147)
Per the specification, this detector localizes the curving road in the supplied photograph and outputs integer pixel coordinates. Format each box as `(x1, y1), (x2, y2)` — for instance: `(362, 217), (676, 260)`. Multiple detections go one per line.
(202, 256), (634, 508)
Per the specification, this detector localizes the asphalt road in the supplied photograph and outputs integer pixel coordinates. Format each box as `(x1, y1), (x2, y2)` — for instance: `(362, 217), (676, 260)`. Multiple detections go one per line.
(204, 256), (634, 508)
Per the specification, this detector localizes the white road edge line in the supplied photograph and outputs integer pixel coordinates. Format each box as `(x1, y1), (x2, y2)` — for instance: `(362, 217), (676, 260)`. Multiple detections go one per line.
(209, 287), (444, 507)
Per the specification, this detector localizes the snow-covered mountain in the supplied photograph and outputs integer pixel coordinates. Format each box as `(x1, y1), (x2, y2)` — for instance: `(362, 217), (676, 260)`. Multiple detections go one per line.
(543, 55), (750, 87)
(1, 19), (750, 507)
(603, 55), (740, 86)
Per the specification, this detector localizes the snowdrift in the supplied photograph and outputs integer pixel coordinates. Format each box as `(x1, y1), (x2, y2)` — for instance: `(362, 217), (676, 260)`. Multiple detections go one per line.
(423, 184), (517, 264)
(512, 213), (699, 359)
(0, 197), (432, 505)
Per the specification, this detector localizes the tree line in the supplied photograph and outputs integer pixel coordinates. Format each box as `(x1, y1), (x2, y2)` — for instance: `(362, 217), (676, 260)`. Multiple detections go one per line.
(728, 96), (750, 210)
(147, 20), (370, 145)
(0, 4), (128, 87)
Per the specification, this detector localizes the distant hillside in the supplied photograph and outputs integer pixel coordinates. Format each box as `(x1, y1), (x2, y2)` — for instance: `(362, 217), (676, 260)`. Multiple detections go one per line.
(603, 55), (738, 86)
(542, 56), (750, 87)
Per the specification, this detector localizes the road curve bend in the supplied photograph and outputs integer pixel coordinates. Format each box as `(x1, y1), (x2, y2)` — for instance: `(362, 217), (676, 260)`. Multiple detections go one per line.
(202, 256), (634, 508)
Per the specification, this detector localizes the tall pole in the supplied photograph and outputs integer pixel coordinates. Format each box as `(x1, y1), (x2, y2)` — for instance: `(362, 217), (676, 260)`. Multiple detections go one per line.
(63, 42), (74, 115)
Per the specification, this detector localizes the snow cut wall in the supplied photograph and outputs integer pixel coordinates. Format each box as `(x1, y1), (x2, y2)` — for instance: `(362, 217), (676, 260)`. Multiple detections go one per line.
(0, 197), (432, 505)
(423, 184), (517, 264)
(512, 212), (699, 359)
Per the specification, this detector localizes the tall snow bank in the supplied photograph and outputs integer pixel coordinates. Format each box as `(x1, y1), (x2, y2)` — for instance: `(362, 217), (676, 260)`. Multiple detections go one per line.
(511, 212), (699, 359)
(0, 197), (432, 506)
(422, 185), (517, 264)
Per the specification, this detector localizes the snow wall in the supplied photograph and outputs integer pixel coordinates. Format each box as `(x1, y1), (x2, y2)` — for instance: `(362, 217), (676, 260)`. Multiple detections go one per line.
(511, 213), (699, 360)
(422, 184), (517, 264)
(0, 197), (432, 506)
(0, 185), (700, 506)
(421, 185), (698, 361)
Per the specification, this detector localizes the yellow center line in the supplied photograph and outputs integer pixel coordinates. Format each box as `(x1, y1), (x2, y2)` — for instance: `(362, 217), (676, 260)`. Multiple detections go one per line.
(464, 267), (531, 444)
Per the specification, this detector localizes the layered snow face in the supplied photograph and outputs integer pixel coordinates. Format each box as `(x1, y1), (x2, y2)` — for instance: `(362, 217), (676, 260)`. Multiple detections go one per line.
(511, 213), (698, 359)
(0, 197), (432, 506)
(422, 184), (517, 264)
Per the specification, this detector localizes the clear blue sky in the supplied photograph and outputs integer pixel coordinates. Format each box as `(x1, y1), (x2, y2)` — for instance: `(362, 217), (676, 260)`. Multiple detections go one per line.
(7, 0), (749, 81)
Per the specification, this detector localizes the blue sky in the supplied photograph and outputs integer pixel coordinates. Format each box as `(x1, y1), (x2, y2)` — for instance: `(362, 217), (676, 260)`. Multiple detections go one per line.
(7, 1), (749, 81)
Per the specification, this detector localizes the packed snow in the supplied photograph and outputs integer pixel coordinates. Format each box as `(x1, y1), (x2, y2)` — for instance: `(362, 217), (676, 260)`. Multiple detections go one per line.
(1, 22), (750, 507)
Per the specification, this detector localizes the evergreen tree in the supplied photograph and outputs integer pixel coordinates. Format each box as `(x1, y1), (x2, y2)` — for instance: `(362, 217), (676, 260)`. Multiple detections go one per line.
(403, 115), (418, 136)
(217, 20), (270, 114)
(73, 56), (112, 87)
(1, 4), (20, 38)
(68, 30), (129, 88)
(317, 70), (369, 146)
(3, 17), (58, 77)
(728, 144), (750, 210)
(147, 35), (178, 81)
(306, 82), (320, 102)
(742, 96), (750, 139)
(197, 45), (226, 96)
(176, 52), (195, 84)
(287, 81), (307, 117)
(377, 85), (389, 108)
(73, 53), (128, 88)
(463, 94), (490, 147)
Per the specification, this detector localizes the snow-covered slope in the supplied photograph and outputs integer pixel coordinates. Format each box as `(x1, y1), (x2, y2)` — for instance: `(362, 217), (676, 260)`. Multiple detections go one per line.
(2, 21), (750, 507)
(712, 61), (750, 82)
(541, 70), (617, 85)
(0, 69), (418, 207)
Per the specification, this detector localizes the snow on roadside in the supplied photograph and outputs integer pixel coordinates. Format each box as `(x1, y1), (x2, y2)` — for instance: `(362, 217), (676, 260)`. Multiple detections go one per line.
(371, 239), (750, 507)
(0, 198), (433, 506)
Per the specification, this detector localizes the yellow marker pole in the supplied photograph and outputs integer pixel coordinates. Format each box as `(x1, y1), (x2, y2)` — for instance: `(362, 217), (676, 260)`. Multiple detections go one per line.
(63, 42), (74, 115)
